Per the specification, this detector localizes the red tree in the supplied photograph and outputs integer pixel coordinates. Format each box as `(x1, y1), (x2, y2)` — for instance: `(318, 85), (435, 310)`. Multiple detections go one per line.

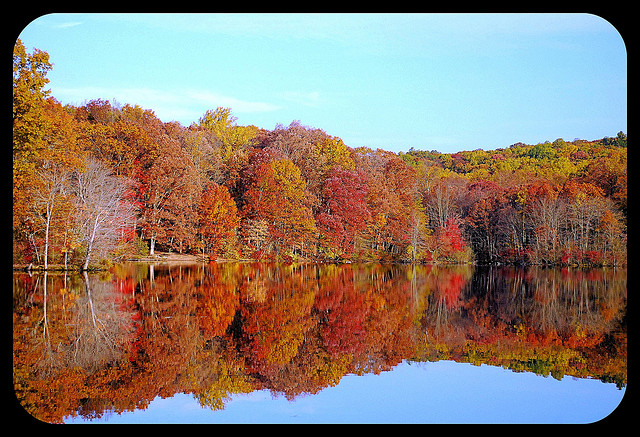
(316, 167), (371, 257)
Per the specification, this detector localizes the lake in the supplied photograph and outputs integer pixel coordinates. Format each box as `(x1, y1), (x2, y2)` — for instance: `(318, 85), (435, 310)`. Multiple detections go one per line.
(12, 262), (627, 424)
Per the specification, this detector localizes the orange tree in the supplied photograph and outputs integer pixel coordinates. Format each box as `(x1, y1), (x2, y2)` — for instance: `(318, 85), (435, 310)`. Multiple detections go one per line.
(198, 182), (240, 258)
(242, 157), (316, 258)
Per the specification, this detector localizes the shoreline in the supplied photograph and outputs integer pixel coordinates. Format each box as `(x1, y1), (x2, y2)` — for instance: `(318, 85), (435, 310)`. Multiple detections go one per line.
(13, 252), (624, 272)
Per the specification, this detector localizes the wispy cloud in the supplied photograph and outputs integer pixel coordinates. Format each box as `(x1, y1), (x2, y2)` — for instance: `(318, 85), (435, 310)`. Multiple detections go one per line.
(53, 21), (83, 29)
(112, 13), (350, 42)
(185, 90), (281, 113)
(52, 86), (281, 124)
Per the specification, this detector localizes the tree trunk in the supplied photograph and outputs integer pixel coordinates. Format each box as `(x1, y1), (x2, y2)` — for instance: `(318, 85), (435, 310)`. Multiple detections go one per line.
(44, 214), (50, 270)
(82, 218), (98, 271)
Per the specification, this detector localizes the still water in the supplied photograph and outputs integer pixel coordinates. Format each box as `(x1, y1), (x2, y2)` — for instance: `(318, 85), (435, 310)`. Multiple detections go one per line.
(13, 262), (626, 424)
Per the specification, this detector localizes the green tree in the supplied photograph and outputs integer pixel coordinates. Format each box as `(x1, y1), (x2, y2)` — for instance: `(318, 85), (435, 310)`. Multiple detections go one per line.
(528, 142), (555, 160)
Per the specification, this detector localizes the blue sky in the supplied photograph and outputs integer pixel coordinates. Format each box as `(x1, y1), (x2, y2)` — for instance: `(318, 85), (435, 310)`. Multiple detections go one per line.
(65, 360), (626, 424)
(17, 13), (626, 154)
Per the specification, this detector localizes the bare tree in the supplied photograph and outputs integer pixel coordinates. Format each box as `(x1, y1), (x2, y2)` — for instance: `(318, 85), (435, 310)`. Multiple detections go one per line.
(72, 158), (137, 270)
(27, 162), (70, 269)
(425, 175), (467, 229)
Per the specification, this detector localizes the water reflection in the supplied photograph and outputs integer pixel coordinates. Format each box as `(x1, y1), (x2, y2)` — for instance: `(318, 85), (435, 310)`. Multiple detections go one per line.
(13, 263), (626, 423)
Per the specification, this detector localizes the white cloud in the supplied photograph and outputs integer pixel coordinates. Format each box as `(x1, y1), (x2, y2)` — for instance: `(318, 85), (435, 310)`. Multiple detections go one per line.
(185, 90), (281, 113)
(53, 21), (83, 29)
(51, 86), (280, 124)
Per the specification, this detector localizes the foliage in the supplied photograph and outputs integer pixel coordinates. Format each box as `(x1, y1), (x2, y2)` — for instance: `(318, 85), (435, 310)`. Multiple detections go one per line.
(12, 41), (627, 267)
(316, 167), (370, 257)
(198, 182), (240, 258)
(242, 157), (316, 257)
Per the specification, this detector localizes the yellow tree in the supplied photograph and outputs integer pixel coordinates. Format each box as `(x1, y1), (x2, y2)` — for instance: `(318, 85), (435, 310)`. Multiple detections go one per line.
(13, 39), (52, 226)
(14, 48), (85, 266)
(198, 107), (258, 163)
(315, 136), (355, 175)
(243, 158), (316, 257)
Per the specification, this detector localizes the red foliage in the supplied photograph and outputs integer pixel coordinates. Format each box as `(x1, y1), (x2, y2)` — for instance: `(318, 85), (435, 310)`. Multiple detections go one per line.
(434, 218), (468, 259)
(316, 167), (370, 255)
(438, 272), (466, 309)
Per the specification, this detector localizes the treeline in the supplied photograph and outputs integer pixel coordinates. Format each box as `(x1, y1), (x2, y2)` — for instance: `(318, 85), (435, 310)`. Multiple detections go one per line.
(13, 40), (627, 268)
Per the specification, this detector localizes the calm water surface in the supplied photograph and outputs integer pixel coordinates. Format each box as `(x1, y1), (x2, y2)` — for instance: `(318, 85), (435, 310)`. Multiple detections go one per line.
(13, 263), (626, 424)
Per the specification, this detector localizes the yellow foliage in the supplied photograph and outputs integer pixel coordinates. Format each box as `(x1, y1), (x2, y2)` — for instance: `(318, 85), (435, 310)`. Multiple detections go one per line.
(316, 137), (355, 172)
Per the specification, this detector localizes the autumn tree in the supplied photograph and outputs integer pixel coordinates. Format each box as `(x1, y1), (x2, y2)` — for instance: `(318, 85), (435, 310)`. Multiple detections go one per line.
(14, 93), (84, 266)
(26, 164), (72, 269)
(12, 39), (52, 164)
(407, 198), (431, 261)
(77, 108), (159, 179)
(264, 121), (334, 210)
(363, 155), (417, 257)
(181, 127), (223, 187)
(580, 151), (627, 218)
(424, 174), (467, 230)
(315, 167), (370, 258)
(198, 182), (240, 258)
(198, 107), (258, 164)
(242, 157), (316, 258)
(596, 209), (626, 265)
(315, 136), (355, 174)
(557, 180), (614, 264)
(138, 138), (200, 255)
(433, 218), (470, 262)
(72, 158), (138, 270)
(13, 39), (53, 229)
(462, 180), (512, 263)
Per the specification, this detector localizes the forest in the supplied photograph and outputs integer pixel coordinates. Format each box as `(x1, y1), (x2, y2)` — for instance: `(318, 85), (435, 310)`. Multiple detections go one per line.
(13, 40), (628, 269)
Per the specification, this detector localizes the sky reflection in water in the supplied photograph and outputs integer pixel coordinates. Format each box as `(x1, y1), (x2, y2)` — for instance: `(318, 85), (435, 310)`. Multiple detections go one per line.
(67, 359), (625, 424)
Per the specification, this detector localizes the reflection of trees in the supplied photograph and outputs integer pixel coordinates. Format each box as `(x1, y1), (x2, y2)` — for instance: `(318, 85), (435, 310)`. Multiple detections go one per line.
(132, 265), (203, 399)
(450, 266), (626, 385)
(71, 272), (133, 370)
(239, 264), (317, 369)
(196, 263), (240, 339)
(468, 267), (627, 347)
(13, 263), (627, 423)
(13, 271), (136, 423)
(186, 340), (253, 411)
(315, 265), (368, 358)
(420, 266), (474, 347)
(355, 264), (415, 374)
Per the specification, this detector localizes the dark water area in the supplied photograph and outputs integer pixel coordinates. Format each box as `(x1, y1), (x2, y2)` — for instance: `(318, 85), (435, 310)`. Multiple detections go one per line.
(12, 262), (627, 423)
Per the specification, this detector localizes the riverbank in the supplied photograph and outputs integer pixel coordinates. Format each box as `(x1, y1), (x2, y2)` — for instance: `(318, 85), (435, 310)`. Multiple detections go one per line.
(126, 251), (208, 263)
(13, 252), (208, 272)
